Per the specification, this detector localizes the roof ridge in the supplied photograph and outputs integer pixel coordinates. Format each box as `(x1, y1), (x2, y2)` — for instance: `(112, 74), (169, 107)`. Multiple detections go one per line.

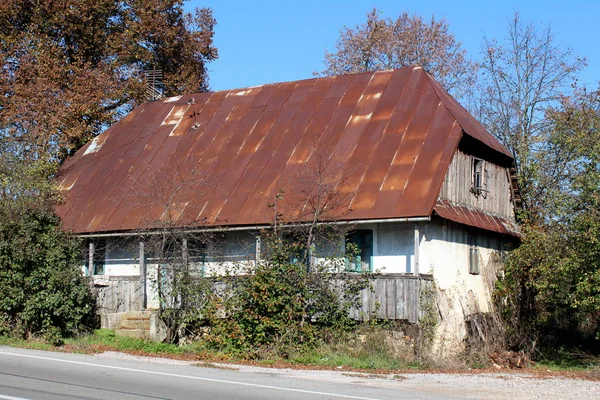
(422, 71), (513, 159)
(183, 67), (423, 96)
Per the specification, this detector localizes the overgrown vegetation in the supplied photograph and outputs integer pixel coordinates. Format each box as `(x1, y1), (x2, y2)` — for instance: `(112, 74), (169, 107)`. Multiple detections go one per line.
(481, 19), (600, 357)
(147, 227), (374, 360)
(0, 327), (425, 372)
(324, 10), (600, 361)
(0, 158), (96, 342)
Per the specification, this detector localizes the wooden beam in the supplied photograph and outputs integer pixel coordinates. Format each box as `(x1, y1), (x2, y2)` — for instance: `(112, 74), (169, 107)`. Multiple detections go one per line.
(139, 241), (146, 309)
(88, 241), (95, 276)
(414, 225), (420, 276)
(255, 235), (262, 263)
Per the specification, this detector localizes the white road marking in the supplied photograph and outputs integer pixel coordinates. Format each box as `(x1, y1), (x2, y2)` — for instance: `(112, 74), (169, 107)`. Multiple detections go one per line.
(0, 351), (381, 400)
(0, 394), (31, 400)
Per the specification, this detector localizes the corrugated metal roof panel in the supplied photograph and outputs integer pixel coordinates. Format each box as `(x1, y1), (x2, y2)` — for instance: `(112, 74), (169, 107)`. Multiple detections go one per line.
(425, 74), (513, 159)
(434, 200), (520, 237)
(57, 67), (516, 234)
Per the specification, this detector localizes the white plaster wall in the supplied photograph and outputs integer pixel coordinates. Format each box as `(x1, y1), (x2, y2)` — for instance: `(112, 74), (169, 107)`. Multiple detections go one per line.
(90, 226), (419, 278)
(103, 239), (140, 276)
(305, 223), (416, 273)
(83, 238), (140, 277)
(374, 223), (414, 273)
(91, 222), (510, 338)
(312, 235), (346, 272)
(419, 219), (507, 356)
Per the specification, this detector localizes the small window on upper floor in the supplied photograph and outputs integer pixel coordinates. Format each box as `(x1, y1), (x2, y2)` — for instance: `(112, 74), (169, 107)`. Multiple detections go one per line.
(471, 157), (488, 198)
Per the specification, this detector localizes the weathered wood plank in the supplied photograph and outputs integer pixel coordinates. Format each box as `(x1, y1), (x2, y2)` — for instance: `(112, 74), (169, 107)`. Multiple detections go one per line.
(386, 278), (396, 319)
(396, 278), (405, 320)
(93, 274), (434, 324)
(93, 276), (143, 314)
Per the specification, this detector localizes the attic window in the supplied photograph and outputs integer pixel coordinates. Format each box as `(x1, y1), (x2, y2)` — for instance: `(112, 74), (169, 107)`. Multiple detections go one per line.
(471, 157), (488, 197)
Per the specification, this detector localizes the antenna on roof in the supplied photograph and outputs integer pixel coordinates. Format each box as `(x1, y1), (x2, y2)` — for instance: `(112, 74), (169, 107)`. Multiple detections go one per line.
(144, 65), (165, 101)
(188, 97), (200, 129)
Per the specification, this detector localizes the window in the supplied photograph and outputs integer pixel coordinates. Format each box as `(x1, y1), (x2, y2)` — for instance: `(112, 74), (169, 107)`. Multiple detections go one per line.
(85, 239), (106, 275)
(186, 238), (207, 275)
(282, 232), (310, 267)
(471, 157), (488, 197)
(468, 235), (479, 275)
(159, 239), (179, 263)
(346, 230), (373, 272)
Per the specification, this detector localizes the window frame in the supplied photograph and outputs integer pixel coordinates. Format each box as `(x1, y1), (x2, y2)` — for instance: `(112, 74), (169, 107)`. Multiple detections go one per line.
(345, 230), (373, 272)
(471, 157), (489, 198)
(85, 238), (107, 276)
(185, 237), (208, 276)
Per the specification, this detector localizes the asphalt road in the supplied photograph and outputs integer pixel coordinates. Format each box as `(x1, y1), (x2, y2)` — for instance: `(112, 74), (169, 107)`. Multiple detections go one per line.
(0, 346), (464, 400)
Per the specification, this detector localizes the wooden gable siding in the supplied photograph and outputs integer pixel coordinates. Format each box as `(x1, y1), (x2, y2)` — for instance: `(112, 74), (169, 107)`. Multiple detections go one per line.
(438, 149), (515, 220)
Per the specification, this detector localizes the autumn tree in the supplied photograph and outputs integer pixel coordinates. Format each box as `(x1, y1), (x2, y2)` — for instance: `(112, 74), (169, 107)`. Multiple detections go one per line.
(476, 14), (586, 215)
(0, 1), (217, 343)
(0, 0), (217, 161)
(319, 8), (477, 97)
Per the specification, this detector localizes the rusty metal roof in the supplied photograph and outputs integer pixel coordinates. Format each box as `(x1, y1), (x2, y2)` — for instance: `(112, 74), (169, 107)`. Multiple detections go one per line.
(57, 66), (514, 234)
(434, 200), (521, 237)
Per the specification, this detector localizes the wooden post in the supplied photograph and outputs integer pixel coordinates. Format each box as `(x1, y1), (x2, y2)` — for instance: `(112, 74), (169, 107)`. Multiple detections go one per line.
(182, 238), (188, 268)
(255, 235), (262, 264)
(413, 225), (420, 276)
(88, 241), (95, 276)
(139, 240), (146, 309)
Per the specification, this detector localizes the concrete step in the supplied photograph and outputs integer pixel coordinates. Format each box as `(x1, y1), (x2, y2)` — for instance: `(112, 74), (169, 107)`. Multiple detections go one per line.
(121, 311), (154, 319)
(120, 318), (151, 330)
(115, 327), (150, 339)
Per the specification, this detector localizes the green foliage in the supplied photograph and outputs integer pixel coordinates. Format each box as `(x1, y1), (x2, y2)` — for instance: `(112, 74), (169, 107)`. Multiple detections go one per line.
(153, 230), (371, 358)
(202, 237), (366, 357)
(85, 329), (183, 354)
(417, 282), (438, 351)
(0, 158), (96, 340)
(0, 203), (96, 340)
(224, 236), (361, 354)
(496, 88), (600, 352)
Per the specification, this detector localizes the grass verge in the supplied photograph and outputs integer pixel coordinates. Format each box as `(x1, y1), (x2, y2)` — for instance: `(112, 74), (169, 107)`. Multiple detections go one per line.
(2, 330), (599, 378)
(0, 328), (421, 372)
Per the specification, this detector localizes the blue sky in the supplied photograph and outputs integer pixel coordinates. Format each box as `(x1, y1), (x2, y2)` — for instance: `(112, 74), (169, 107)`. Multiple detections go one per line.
(187, 0), (599, 91)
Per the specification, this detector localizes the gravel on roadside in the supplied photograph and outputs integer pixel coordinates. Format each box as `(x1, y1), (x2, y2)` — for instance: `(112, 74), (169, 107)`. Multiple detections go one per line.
(94, 351), (599, 400)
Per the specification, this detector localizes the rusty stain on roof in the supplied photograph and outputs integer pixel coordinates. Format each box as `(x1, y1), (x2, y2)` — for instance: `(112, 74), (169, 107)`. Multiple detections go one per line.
(56, 66), (515, 234)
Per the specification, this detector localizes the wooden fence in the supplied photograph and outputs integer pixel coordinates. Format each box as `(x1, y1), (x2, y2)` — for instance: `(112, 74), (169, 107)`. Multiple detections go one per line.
(347, 274), (434, 323)
(91, 276), (143, 314)
(91, 273), (434, 325)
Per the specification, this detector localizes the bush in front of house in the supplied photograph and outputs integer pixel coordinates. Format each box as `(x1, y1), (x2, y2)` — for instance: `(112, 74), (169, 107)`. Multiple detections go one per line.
(0, 160), (97, 342)
(183, 232), (371, 358)
(0, 209), (97, 341)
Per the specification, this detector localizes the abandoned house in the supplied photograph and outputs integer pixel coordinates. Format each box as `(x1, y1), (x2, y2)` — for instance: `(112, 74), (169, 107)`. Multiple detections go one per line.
(56, 66), (521, 352)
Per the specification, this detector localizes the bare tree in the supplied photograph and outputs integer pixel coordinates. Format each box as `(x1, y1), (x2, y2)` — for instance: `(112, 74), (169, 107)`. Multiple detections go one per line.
(131, 160), (220, 343)
(475, 13), (586, 213)
(319, 8), (477, 98)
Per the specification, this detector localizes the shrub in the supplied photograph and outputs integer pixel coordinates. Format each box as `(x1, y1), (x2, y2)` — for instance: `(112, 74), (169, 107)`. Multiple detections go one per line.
(0, 207), (97, 339)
